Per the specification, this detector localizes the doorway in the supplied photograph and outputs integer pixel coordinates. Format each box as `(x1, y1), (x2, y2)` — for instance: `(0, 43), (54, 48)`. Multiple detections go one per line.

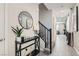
(56, 16), (68, 44)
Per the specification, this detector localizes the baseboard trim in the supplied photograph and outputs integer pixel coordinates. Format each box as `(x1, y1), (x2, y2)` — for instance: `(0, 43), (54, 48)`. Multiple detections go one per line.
(73, 47), (79, 55)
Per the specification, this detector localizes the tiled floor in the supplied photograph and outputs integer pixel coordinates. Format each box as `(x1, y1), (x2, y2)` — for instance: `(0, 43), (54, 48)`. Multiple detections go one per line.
(38, 35), (78, 56)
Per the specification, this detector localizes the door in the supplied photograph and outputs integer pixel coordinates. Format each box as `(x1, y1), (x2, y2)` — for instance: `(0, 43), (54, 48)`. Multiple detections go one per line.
(0, 4), (5, 56)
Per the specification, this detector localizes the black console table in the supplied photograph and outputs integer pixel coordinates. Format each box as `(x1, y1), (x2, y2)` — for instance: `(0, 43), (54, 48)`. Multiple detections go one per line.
(15, 36), (40, 56)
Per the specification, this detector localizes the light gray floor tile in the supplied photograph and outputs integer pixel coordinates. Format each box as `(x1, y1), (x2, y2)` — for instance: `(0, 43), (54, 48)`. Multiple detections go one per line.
(38, 35), (78, 56)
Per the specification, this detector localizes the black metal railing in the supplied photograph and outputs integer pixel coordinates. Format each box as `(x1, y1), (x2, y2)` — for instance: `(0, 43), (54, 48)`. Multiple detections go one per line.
(39, 21), (52, 53)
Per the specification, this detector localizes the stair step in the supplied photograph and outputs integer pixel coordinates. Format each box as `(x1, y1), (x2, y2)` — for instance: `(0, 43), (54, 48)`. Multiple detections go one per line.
(44, 48), (50, 51)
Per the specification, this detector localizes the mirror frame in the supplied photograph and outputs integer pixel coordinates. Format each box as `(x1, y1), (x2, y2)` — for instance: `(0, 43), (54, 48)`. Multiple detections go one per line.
(18, 11), (33, 29)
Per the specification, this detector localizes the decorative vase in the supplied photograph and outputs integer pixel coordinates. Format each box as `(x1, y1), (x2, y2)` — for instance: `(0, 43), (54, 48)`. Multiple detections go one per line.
(16, 37), (21, 42)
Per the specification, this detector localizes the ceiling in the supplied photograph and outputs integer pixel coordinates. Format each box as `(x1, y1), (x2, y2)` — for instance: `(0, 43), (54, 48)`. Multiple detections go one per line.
(44, 3), (76, 10)
(39, 3), (76, 22)
(43, 3), (76, 22)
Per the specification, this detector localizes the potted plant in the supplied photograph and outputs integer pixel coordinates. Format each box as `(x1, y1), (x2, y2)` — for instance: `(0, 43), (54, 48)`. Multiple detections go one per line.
(11, 26), (23, 42)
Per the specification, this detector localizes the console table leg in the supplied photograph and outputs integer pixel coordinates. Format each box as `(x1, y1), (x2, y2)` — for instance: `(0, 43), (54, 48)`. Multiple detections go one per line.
(19, 44), (21, 56)
(15, 41), (17, 56)
(35, 39), (37, 54)
(38, 37), (40, 52)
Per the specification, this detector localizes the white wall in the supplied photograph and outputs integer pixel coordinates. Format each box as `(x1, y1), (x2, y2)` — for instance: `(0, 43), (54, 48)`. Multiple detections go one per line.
(52, 14), (56, 46)
(5, 3), (39, 56)
(39, 4), (52, 29)
(0, 3), (5, 55)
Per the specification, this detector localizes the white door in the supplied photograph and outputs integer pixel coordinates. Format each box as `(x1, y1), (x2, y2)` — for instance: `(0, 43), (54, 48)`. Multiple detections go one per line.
(0, 4), (5, 56)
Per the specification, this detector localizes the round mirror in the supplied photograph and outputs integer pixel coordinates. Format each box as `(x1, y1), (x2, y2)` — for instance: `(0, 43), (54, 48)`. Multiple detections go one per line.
(18, 11), (33, 29)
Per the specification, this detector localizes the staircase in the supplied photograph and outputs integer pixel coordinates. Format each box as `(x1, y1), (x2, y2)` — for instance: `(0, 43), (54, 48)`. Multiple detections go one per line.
(39, 21), (52, 54)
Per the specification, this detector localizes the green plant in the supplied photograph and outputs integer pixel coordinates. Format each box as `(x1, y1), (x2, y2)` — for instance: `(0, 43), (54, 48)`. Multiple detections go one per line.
(11, 26), (23, 37)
